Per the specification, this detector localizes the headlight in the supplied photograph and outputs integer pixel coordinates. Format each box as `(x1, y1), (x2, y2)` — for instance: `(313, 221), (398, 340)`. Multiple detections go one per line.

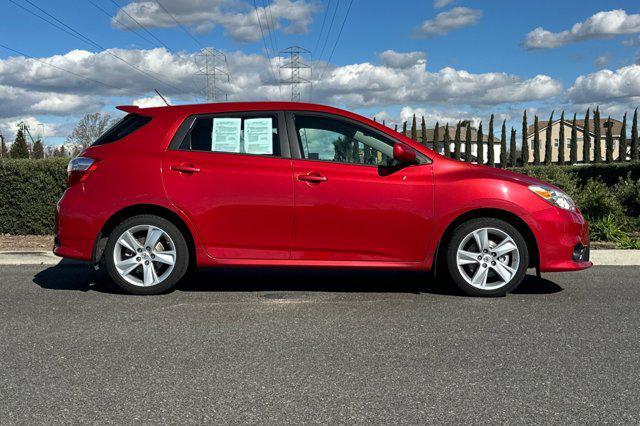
(528, 185), (576, 211)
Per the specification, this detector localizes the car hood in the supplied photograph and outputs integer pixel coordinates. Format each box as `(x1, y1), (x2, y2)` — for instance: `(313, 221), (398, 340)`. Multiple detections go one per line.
(455, 161), (559, 190)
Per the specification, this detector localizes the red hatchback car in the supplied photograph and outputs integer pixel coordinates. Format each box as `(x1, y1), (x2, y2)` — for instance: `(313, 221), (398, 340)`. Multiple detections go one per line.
(55, 102), (591, 295)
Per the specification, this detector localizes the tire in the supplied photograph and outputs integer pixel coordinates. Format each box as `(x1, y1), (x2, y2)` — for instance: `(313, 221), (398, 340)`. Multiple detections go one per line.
(105, 215), (189, 295)
(445, 218), (529, 297)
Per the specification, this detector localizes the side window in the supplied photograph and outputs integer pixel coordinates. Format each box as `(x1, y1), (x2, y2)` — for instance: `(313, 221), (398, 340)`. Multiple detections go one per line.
(92, 114), (151, 146)
(294, 115), (396, 166)
(179, 114), (281, 157)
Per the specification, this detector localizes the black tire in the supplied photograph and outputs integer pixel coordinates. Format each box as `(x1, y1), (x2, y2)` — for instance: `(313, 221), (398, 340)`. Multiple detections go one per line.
(105, 215), (189, 295)
(445, 218), (529, 297)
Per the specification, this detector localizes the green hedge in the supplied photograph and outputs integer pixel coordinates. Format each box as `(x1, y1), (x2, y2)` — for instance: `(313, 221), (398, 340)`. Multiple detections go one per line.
(0, 158), (69, 235)
(511, 163), (640, 187)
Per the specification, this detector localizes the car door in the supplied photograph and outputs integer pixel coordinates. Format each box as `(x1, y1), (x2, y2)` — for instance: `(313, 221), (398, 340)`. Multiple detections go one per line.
(286, 111), (434, 262)
(162, 110), (294, 260)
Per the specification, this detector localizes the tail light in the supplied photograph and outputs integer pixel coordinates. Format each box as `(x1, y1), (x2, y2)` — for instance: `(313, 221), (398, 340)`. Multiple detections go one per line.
(67, 157), (98, 187)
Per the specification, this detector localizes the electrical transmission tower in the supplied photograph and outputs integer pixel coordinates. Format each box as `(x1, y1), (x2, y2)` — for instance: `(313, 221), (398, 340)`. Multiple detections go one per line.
(195, 47), (230, 102)
(280, 46), (312, 102)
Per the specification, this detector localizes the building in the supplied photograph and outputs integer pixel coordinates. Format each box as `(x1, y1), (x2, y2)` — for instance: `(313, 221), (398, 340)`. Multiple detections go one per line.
(526, 118), (627, 163)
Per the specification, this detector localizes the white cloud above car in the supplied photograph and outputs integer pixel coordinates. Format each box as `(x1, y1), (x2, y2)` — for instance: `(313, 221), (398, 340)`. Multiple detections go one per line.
(414, 7), (482, 37)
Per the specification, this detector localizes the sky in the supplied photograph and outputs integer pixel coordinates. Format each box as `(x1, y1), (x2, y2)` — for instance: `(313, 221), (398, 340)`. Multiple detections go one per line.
(1, 0), (640, 146)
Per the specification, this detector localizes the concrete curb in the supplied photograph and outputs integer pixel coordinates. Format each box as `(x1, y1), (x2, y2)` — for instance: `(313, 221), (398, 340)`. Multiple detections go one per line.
(1, 250), (640, 266)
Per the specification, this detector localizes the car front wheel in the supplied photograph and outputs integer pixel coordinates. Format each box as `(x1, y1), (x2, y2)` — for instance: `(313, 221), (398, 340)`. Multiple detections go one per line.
(446, 218), (529, 296)
(105, 215), (189, 295)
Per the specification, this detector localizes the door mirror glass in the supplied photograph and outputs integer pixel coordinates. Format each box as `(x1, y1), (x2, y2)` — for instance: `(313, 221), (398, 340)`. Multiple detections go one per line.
(393, 143), (416, 164)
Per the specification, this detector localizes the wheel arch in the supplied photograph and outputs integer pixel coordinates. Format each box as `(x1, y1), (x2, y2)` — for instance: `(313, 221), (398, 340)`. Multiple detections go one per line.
(93, 204), (197, 269)
(433, 208), (540, 274)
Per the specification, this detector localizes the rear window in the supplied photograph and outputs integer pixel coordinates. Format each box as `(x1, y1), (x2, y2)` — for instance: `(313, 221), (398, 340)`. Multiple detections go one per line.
(92, 114), (151, 146)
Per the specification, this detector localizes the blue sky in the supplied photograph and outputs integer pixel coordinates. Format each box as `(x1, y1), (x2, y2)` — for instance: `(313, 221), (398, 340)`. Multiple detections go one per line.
(1, 0), (640, 146)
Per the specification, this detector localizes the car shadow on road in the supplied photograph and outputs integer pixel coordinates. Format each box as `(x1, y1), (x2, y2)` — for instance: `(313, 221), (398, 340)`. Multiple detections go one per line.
(32, 262), (563, 296)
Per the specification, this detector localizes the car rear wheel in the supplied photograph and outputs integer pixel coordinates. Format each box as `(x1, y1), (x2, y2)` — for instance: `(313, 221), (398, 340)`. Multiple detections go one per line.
(446, 218), (529, 296)
(105, 215), (189, 295)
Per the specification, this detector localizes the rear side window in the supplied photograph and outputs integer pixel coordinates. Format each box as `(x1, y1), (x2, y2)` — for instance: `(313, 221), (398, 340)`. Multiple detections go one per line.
(178, 114), (281, 157)
(92, 114), (151, 146)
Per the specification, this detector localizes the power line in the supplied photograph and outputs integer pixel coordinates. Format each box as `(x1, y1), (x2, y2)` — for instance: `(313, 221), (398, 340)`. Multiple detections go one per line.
(9, 0), (182, 93)
(316, 0), (340, 68)
(154, 0), (204, 49)
(280, 46), (311, 102)
(262, 0), (279, 60)
(319, 0), (354, 80)
(85, 0), (157, 48)
(253, 0), (278, 84)
(313, 0), (331, 55)
(0, 42), (120, 90)
(109, 0), (175, 53)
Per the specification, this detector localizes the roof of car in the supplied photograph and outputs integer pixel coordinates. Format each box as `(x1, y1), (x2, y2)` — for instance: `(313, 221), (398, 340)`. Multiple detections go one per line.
(117, 101), (352, 116)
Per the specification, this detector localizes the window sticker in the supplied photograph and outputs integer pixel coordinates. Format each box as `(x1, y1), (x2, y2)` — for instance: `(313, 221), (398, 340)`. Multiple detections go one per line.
(212, 118), (241, 152)
(244, 118), (273, 155)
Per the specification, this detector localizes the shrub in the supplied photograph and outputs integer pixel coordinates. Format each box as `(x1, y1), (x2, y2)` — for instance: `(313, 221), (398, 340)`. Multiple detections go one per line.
(573, 179), (624, 220)
(510, 163), (640, 188)
(514, 165), (578, 198)
(590, 214), (640, 249)
(0, 158), (69, 235)
(615, 174), (640, 218)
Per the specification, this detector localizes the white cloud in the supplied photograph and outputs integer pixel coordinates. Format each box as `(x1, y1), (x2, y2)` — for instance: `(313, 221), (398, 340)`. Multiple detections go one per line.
(433, 0), (455, 9)
(525, 9), (640, 49)
(414, 7), (482, 37)
(399, 106), (482, 128)
(595, 55), (609, 68)
(132, 95), (173, 108)
(567, 64), (640, 104)
(378, 50), (426, 68)
(112, 0), (316, 42)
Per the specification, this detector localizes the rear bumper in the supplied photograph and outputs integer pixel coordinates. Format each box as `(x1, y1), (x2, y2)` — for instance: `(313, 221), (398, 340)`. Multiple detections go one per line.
(53, 188), (98, 262)
(534, 207), (592, 272)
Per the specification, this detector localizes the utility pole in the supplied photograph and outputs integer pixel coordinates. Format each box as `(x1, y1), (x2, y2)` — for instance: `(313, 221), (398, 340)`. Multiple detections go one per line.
(195, 47), (230, 102)
(280, 46), (311, 102)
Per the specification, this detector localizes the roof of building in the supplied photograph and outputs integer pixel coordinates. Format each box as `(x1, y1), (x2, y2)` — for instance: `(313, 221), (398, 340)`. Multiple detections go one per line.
(527, 117), (623, 137)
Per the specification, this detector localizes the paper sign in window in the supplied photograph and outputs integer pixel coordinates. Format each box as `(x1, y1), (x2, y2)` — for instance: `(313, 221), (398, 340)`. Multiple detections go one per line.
(212, 118), (241, 152)
(244, 118), (273, 155)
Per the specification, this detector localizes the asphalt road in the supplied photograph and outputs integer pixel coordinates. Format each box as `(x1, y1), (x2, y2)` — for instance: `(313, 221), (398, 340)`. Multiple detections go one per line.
(1, 264), (639, 424)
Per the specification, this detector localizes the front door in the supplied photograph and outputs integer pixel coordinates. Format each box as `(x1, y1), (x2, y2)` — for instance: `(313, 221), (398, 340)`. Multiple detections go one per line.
(288, 112), (434, 262)
(162, 111), (293, 259)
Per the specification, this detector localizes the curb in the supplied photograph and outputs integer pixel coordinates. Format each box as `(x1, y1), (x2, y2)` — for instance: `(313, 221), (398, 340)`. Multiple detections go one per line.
(1, 250), (640, 266)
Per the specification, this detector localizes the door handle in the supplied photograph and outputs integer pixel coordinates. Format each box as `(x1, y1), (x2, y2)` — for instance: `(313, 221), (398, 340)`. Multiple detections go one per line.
(297, 173), (327, 183)
(170, 164), (200, 174)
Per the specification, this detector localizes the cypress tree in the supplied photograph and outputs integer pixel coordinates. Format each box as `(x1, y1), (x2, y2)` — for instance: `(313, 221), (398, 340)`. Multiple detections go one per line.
(402, 121), (407, 136)
(465, 122), (473, 162)
(533, 115), (540, 165)
(433, 122), (440, 152)
(421, 116), (427, 146)
(9, 129), (30, 159)
(605, 116), (614, 163)
(32, 139), (45, 159)
(394, 123), (398, 132)
(558, 111), (565, 165)
(544, 111), (554, 164)
(570, 113), (578, 164)
(522, 110), (529, 164)
(443, 123), (451, 157)
(632, 108), (638, 161)
(477, 122), (484, 164)
(411, 114), (417, 141)
(382, 119), (386, 127)
(510, 128), (517, 166)
(499, 119), (507, 168)
(0, 136), (8, 158)
(583, 108), (591, 163)
(487, 114), (495, 166)
(594, 107), (602, 163)
(619, 113), (627, 162)
(454, 121), (461, 160)
(58, 145), (67, 157)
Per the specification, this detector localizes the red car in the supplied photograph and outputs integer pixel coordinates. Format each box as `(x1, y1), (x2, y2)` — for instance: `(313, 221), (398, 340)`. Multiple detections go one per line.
(55, 102), (591, 296)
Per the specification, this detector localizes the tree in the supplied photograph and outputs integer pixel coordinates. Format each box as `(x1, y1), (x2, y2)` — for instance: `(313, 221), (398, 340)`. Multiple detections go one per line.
(605, 116), (614, 163)
(533, 115), (540, 165)
(402, 121), (407, 136)
(67, 112), (112, 149)
(477, 122), (484, 164)
(557, 111), (565, 165)
(411, 114), (417, 141)
(433, 122), (440, 153)
(594, 107), (601, 163)
(487, 114), (495, 166)
(619, 112), (627, 162)
(465, 122), (473, 162)
(0, 135), (8, 158)
(394, 123), (398, 132)
(583, 108), (591, 163)
(510, 128), (517, 167)
(421, 116), (427, 146)
(632, 108), (639, 161)
(544, 111), (554, 165)
(570, 113), (578, 164)
(454, 121), (461, 160)
(9, 128), (30, 159)
(443, 124), (451, 157)
(32, 139), (45, 159)
(499, 119), (507, 168)
(522, 110), (529, 164)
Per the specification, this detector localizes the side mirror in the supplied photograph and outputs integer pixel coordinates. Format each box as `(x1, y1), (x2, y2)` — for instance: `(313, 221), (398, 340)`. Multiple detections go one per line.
(393, 143), (416, 164)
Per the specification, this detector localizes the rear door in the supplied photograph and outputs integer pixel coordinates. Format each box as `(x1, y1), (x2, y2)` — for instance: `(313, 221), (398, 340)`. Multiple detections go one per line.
(286, 111), (434, 262)
(162, 111), (294, 259)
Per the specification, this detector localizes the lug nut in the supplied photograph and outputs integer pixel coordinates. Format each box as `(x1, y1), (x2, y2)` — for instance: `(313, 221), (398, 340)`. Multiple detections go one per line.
(144, 260), (149, 265)
(151, 254), (155, 259)
(146, 246), (151, 251)
(482, 263), (487, 268)
(483, 249), (488, 253)
(477, 255), (482, 260)
(491, 261), (496, 266)
(492, 252), (496, 257)
(136, 257), (141, 262)
(137, 248), (142, 253)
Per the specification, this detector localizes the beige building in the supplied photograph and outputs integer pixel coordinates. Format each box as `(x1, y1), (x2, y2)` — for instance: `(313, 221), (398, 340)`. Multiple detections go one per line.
(526, 118), (627, 163)
(411, 123), (502, 163)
